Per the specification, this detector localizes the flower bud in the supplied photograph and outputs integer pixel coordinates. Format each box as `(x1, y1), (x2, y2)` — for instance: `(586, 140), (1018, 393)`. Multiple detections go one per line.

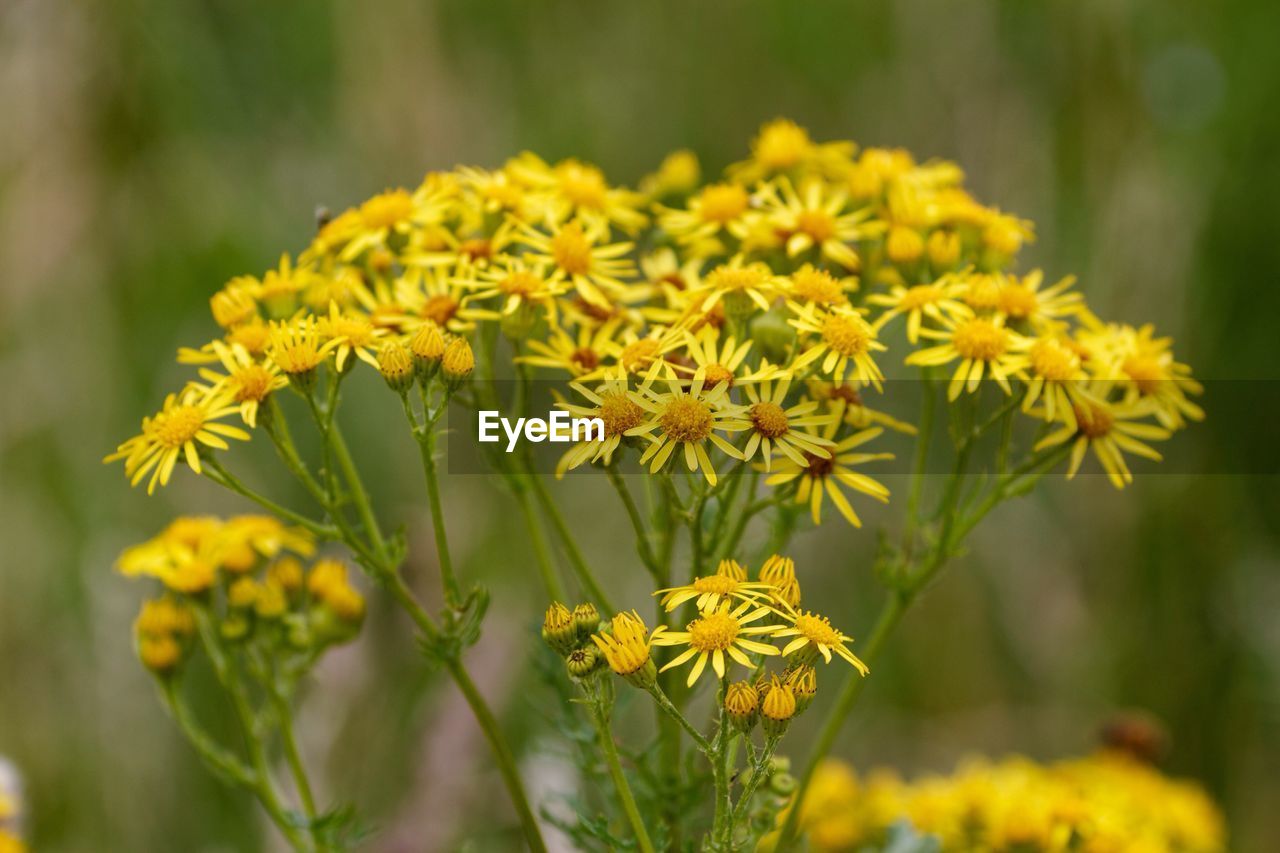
(592, 610), (657, 688)
(409, 322), (446, 384)
(227, 577), (260, 610)
(542, 602), (578, 656)
(573, 602), (601, 642)
(441, 337), (475, 389)
(221, 613), (251, 642)
(760, 675), (797, 737)
(725, 681), (760, 733)
(927, 229), (961, 270)
(785, 664), (817, 715)
(138, 633), (184, 675)
(886, 225), (924, 265)
(565, 645), (601, 679)
(255, 581), (288, 620)
(378, 341), (415, 393)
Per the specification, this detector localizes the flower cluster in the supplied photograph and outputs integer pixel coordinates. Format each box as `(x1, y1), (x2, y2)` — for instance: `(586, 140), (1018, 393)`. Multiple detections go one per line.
(107, 118), (1202, 512)
(119, 515), (364, 676)
(788, 751), (1226, 853)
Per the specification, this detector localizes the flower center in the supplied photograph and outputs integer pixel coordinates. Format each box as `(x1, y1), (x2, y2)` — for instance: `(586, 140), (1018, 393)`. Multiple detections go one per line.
(794, 613), (842, 646)
(330, 316), (375, 347)
(952, 318), (1007, 361)
(421, 295), (459, 327)
(692, 575), (739, 595)
(791, 268), (845, 305)
(569, 347), (601, 371)
(999, 284), (1038, 319)
(620, 339), (660, 373)
(232, 364), (274, 402)
(558, 163), (608, 209)
(688, 612), (740, 651)
(1073, 403), (1114, 439)
(228, 322), (270, 355)
(459, 238), (492, 261)
(805, 452), (835, 478)
(551, 223), (593, 275)
(153, 405), (204, 448)
(702, 364), (735, 388)
(750, 402), (791, 438)
(659, 397), (715, 443)
(708, 264), (768, 293)
(827, 385), (864, 406)
(499, 271), (542, 296)
(899, 284), (941, 311)
(698, 184), (749, 223)
(821, 314), (871, 357)
(598, 393), (644, 438)
(1029, 339), (1079, 381)
(359, 190), (414, 229)
(796, 209), (836, 243)
(1122, 355), (1166, 394)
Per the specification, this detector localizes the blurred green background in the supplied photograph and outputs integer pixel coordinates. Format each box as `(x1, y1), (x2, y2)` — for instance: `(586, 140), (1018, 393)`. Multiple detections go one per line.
(2, 0), (1278, 849)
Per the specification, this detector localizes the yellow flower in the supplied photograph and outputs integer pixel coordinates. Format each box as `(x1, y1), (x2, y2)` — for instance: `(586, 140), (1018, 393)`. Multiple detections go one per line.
(542, 601), (579, 655)
(507, 153), (647, 232)
(760, 674), (797, 735)
(905, 311), (1027, 400)
(209, 280), (260, 328)
(319, 301), (387, 372)
(639, 148), (701, 199)
(868, 279), (968, 344)
(1016, 334), (1089, 429)
(759, 554), (801, 609)
(727, 118), (855, 185)
(655, 560), (782, 612)
(308, 559), (365, 623)
(519, 318), (623, 378)
(627, 371), (750, 486)
(741, 376), (838, 471)
(785, 264), (854, 309)
(1087, 322), (1205, 430)
(592, 610), (661, 686)
(469, 256), (568, 315)
(652, 600), (781, 687)
(758, 176), (882, 270)
(441, 337), (475, 386)
(725, 681), (760, 732)
(194, 341), (287, 427)
(692, 255), (784, 316)
(790, 305), (887, 389)
(105, 386), (250, 494)
(515, 218), (636, 307)
(377, 340), (415, 392)
(267, 316), (338, 385)
(763, 409), (892, 527)
(1033, 395), (1170, 489)
(992, 269), (1083, 328)
(658, 182), (752, 248)
(774, 610), (870, 674)
(554, 379), (646, 475)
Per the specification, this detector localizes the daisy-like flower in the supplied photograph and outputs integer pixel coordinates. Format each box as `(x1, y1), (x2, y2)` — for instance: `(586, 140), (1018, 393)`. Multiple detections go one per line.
(905, 311), (1028, 400)
(456, 165), (531, 218)
(773, 610), (870, 674)
(868, 279), (968, 343)
(467, 256), (568, 316)
(587, 325), (687, 383)
(806, 380), (918, 435)
(319, 301), (388, 372)
(790, 305), (887, 389)
(763, 410), (892, 527)
(784, 264), (854, 309)
(757, 176), (882, 270)
(1033, 394), (1170, 489)
(845, 146), (918, 201)
(638, 148), (701, 200)
(1015, 334), (1089, 429)
(652, 601), (782, 687)
(519, 318), (623, 377)
(655, 560), (782, 613)
(727, 118), (855, 185)
(741, 376), (838, 471)
(395, 264), (489, 334)
(658, 182), (753, 248)
(690, 255), (783, 316)
(759, 554), (801, 610)
(592, 610), (662, 686)
(332, 180), (456, 262)
(515, 219), (636, 307)
(193, 341), (287, 427)
(245, 254), (307, 319)
(991, 270), (1084, 329)
(209, 280), (260, 328)
(507, 153), (647, 233)
(554, 379), (646, 475)
(679, 327), (778, 388)
(267, 316), (339, 387)
(105, 387), (250, 494)
(626, 370), (750, 486)
(1089, 323), (1205, 430)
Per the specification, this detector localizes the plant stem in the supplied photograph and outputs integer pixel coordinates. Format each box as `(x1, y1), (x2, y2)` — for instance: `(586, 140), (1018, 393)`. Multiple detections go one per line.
(526, 472), (614, 611)
(203, 461), (336, 539)
(606, 465), (659, 576)
(647, 684), (713, 754)
(590, 697), (656, 853)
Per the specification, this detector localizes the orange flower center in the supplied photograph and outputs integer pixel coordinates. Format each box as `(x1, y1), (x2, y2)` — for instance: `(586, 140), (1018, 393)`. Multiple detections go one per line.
(702, 364), (735, 388)
(152, 405), (204, 448)
(791, 268), (845, 305)
(822, 314), (872, 357)
(421, 295), (459, 327)
(796, 209), (836, 243)
(232, 364), (274, 402)
(688, 611), (740, 652)
(952, 318), (1007, 361)
(659, 396), (715, 443)
(620, 339), (660, 373)
(1073, 403), (1114, 439)
(692, 575), (740, 595)
(598, 393), (644, 438)
(1029, 339), (1080, 382)
(794, 613), (842, 646)
(750, 402), (790, 438)
(999, 284), (1038, 319)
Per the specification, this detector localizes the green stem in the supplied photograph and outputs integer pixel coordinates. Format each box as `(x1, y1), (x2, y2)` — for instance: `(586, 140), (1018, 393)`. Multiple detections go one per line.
(412, 413), (463, 607)
(647, 684), (713, 754)
(730, 735), (779, 832)
(203, 461), (336, 540)
(272, 692), (318, 830)
(590, 698), (656, 853)
(606, 465), (659, 576)
(509, 473), (568, 601)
